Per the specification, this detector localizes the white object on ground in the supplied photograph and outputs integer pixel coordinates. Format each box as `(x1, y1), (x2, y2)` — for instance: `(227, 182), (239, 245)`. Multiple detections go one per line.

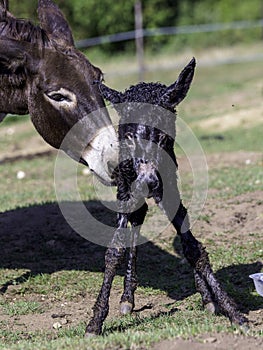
(16, 171), (26, 180)
(249, 273), (263, 296)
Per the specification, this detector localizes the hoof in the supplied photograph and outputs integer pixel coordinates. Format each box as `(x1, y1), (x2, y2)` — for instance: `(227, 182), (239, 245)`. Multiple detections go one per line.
(240, 322), (250, 334)
(85, 324), (102, 337)
(233, 315), (249, 333)
(85, 331), (98, 338)
(204, 301), (218, 314)
(120, 301), (133, 315)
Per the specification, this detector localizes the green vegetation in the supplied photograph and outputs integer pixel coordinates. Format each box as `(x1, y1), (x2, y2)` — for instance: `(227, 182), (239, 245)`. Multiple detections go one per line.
(208, 164), (262, 199)
(0, 156), (56, 212)
(9, 0), (263, 54)
(0, 315), (249, 350)
(1, 301), (43, 316)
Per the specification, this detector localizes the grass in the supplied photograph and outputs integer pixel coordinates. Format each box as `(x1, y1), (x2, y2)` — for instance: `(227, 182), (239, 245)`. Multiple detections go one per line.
(0, 156), (57, 212)
(0, 44), (262, 349)
(0, 310), (259, 350)
(209, 164), (262, 199)
(1, 301), (44, 316)
(0, 310), (262, 350)
(0, 316), (238, 350)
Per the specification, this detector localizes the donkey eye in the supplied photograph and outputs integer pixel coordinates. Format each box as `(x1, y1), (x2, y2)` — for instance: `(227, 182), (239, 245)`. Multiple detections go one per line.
(99, 72), (104, 82)
(47, 92), (71, 102)
(44, 88), (77, 109)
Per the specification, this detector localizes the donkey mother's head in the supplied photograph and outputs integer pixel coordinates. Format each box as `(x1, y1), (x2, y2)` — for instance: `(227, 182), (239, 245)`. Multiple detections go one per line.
(0, 0), (118, 184)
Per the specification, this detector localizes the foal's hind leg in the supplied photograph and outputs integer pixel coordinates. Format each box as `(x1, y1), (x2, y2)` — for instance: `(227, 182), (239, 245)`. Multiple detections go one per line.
(85, 213), (128, 336)
(155, 178), (247, 326)
(155, 191), (216, 313)
(175, 208), (247, 325)
(120, 202), (148, 315)
(194, 270), (218, 314)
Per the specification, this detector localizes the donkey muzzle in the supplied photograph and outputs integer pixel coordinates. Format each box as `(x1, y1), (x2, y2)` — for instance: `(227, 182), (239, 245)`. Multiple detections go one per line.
(81, 125), (119, 185)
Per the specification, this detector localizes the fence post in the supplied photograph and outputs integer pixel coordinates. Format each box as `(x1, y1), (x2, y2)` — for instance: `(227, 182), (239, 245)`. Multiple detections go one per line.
(135, 1), (145, 81)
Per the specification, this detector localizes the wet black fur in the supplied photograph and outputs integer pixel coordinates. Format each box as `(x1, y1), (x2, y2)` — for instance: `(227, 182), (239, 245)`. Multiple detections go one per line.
(86, 59), (248, 335)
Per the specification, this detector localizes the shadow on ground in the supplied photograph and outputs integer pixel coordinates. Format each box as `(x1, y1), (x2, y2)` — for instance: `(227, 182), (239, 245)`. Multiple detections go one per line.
(0, 201), (262, 314)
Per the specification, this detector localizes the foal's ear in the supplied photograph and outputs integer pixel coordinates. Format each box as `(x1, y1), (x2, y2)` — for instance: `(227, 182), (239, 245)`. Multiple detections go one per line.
(38, 0), (74, 47)
(99, 83), (124, 104)
(161, 58), (196, 107)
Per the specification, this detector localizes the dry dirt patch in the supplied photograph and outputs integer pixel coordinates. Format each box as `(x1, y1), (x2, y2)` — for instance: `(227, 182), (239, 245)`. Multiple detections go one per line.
(194, 105), (263, 132)
(193, 190), (263, 240)
(153, 333), (263, 350)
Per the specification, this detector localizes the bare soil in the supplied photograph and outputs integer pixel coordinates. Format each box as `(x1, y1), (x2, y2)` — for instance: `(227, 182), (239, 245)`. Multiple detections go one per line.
(195, 105), (263, 132)
(153, 333), (263, 350)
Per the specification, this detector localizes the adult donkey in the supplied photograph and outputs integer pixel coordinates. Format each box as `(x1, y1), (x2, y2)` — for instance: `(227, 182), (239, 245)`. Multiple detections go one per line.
(0, 0), (118, 184)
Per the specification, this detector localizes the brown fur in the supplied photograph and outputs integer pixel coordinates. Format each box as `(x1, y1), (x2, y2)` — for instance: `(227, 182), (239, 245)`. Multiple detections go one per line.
(0, 0), (113, 163)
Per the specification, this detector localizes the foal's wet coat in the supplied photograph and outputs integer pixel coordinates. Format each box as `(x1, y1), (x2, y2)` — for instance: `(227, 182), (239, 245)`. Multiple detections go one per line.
(85, 58), (248, 335)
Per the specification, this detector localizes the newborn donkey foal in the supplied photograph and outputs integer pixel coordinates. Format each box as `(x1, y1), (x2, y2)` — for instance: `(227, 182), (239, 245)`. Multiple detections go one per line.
(85, 58), (247, 335)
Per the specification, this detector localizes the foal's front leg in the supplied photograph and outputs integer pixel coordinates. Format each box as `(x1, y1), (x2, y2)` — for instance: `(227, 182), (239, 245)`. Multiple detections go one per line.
(85, 213), (128, 336)
(120, 202), (148, 315)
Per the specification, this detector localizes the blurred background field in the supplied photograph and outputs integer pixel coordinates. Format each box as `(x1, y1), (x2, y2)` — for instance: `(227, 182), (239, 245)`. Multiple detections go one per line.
(9, 0), (263, 53)
(2, 0), (262, 132)
(1, 42), (262, 161)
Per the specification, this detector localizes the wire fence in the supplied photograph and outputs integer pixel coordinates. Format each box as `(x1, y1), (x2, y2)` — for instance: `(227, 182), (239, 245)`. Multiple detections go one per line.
(76, 20), (263, 48)
(76, 19), (263, 80)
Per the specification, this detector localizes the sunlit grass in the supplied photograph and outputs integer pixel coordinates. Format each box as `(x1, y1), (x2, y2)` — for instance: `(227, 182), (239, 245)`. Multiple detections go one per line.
(1, 310), (262, 350)
(208, 164), (262, 198)
(1, 301), (44, 316)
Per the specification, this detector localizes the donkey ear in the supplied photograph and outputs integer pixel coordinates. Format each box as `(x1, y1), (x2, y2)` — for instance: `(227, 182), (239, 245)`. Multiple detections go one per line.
(0, 0), (15, 20)
(0, 0), (8, 19)
(161, 58), (196, 107)
(37, 0), (74, 47)
(99, 83), (124, 104)
(0, 0), (9, 11)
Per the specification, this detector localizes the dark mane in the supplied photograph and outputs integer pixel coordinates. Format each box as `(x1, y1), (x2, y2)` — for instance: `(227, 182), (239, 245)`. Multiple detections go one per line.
(0, 69), (26, 87)
(123, 82), (167, 104)
(0, 17), (50, 46)
(0, 17), (50, 86)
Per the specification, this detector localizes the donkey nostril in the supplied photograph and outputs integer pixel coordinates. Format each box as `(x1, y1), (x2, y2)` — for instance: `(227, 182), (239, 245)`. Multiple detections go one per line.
(79, 157), (89, 167)
(107, 161), (115, 172)
(107, 160), (118, 175)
